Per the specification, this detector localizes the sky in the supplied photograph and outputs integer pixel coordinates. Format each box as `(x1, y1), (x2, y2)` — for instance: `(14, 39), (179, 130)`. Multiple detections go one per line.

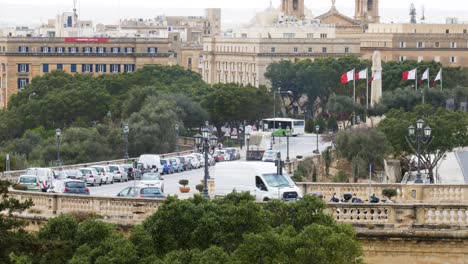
(0, 0), (467, 27)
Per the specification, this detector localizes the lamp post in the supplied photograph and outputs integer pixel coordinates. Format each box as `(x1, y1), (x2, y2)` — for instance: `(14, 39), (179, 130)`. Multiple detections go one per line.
(123, 124), (129, 160)
(407, 119), (432, 184)
(286, 126), (291, 163)
(28, 92), (36, 101)
(313, 125), (320, 154)
(174, 124), (180, 152)
(246, 131), (250, 161)
(56, 128), (62, 167)
(194, 123), (218, 198)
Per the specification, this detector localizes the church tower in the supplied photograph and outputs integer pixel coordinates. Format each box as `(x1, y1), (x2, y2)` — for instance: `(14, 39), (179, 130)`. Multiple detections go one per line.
(354, 0), (380, 25)
(281, 0), (305, 20)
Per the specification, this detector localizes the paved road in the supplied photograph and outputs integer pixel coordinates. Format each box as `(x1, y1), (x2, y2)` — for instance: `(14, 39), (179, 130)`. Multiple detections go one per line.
(456, 150), (468, 183)
(90, 166), (213, 198)
(90, 134), (330, 197)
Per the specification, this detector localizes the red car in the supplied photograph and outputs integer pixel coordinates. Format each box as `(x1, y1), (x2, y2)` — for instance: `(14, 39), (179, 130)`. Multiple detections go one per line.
(214, 151), (225, 162)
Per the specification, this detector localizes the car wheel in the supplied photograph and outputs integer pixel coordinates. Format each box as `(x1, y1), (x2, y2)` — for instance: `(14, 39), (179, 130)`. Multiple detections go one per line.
(99, 180), (102, 186)
(111, 178), (114, 184)
(92, 180), (96, 187)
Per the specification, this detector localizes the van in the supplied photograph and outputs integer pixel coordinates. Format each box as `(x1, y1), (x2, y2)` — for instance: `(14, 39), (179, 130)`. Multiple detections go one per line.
(138, 154), (163, 172)
(25, 168), (56, 192)
(214, 162), (302, 202)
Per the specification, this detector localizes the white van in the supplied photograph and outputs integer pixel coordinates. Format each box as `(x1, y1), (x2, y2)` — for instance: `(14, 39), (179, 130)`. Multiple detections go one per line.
(214, 162), (302, 202)
(138, 154), (163, 172)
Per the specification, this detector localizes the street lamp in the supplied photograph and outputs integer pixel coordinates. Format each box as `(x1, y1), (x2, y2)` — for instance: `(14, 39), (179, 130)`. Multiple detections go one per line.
(246, 131), (251, 161)
(313, 125), (320, 154)
(174, 124), (180, 152)
(56, 128), (62, 167)
(28, 92), (36, 101)
(123, 124), (129, 160)
(285, 126), (291, 162)
(194, 122), (218, 198)
(407, 119), (432, 183)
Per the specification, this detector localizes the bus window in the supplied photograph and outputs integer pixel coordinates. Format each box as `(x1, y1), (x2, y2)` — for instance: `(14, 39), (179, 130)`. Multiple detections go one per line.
(294, 121), (305, 127)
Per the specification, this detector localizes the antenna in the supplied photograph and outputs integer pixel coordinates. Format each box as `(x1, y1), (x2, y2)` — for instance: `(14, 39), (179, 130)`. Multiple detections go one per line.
(73, 0), (78, 27)
(420, 5), (426, 23)
(410, 3), (417, 24)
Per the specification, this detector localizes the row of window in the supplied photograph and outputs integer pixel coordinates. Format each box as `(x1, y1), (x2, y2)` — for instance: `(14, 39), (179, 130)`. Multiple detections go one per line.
(270, 47), (349, 53)
(400, 41), (459, 48)
(17, 63), (136, 74)
(17, 46), (159, 54)
(399, 56), (458, 63)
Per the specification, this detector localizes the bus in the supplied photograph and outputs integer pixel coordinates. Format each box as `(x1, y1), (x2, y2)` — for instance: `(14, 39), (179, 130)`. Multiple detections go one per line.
(261, 118), (305, 136)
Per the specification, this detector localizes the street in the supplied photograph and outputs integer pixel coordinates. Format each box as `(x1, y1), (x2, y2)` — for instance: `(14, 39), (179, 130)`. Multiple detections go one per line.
(90, 134), (330, 197)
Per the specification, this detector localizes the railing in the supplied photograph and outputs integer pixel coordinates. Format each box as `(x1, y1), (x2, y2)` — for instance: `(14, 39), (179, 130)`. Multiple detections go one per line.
(296, 182), (468, 204)
(9, 189), (468, 228)
(0, 148), (195, 182)
(9, 190), (164, 225)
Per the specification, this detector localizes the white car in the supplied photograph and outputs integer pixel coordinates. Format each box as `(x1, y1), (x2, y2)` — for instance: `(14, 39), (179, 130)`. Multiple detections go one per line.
(185, 155), (200, 169)
(106, 165), (128, 182)
(139, 173), (165, 192)
(79, 167), (103, 186)
(262, 150), (280, 162)
(92, 166), (114, 184)
(190, 153), (205, 167)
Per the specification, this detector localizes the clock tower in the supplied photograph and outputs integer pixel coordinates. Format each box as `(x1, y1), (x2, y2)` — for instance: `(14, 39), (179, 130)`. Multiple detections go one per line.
(355, 0), (380, 25)
(281, 0), (305, 20)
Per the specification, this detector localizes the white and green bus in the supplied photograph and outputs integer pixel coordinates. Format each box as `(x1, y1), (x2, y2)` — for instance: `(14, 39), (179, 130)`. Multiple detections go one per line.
(261, 118), (305, 136)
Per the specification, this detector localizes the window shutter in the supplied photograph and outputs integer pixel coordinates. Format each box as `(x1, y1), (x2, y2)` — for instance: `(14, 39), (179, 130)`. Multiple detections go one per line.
(104, 64), (107, 72)
(90, 64), (93, 73)
(17, 79), (20, 88)
(110, 64), (114, 72)
(82, 64), (85, 72)
(26, 64), (29, 72)
(18, 47), (21, 52)
(17, 64), (20, 72)
(26, 47), (29, 52)
(117, 64), (121, 73)
(147, 47), (150, 53)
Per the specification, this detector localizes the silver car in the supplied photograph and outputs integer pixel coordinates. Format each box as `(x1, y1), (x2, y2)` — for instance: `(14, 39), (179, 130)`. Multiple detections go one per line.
(92, 166), (114, 184)
(106, 165), (128, 182)
(79, 167), (103, 186)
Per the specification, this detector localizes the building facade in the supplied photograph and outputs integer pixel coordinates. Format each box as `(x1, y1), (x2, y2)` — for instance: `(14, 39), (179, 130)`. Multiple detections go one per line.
(201, 36), (360, 87)
(0, 37), (178, 107)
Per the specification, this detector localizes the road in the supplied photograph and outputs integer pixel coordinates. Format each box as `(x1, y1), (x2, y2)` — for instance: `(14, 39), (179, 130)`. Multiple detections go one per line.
(90, 134), (330, 197)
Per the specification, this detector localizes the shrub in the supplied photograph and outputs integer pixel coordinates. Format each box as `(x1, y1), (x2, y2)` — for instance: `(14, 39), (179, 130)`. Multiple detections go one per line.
(305, 118), (315, 133)
(382, 188), (397, 199)
(333, 171), (349, 183)
(195, 184), (204, 193)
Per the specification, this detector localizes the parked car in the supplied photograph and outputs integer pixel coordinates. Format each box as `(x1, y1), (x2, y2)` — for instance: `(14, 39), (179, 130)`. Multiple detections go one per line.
(106, 165), (128, 182)
(56, 170), (84, 181)
(139, 173), (164, 192)
(79, 167), (103, 186)
(214, 150), (227, 162)
(169, 158), (184, 173)
(121, 164), (142, 180)
(17, 175), (41, 192)
(207, 154), (216, 166)
(262, 150), (280, 162)
(25, 168), (55, 192)
(138, 154), (163, 173)
(136, 162), (150, 175)
(176, 156), (192, 171)
(160, 159), (174, 175)
(48, 180), (90, 195)
(185, 155), (200, 169)
(92, 166), (113, 184)
(193, 153), (206, 167)
(117, 187), (166, 199)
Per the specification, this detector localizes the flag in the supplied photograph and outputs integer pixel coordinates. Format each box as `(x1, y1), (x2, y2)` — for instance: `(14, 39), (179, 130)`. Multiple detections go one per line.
(372, 71), (382, 81)
(341, 69), (355, 84)
(434, 69), (442, 82)
(402, 68), (417, 80)
(355, 69), (367, 80)
(421, 68), (429, 81)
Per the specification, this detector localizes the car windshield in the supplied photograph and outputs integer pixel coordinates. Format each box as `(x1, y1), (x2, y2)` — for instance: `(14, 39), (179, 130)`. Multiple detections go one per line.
(80, 169), (91, 174)
(262, 173), (292, 188)
(20, 177), (36, 183)
(142, 173), (161, 181)
(264, 152), (278, 158)
(65, 182), (86, 188)
(93, 167), (104, 173)
(109, 166), (119, 172)
(140, 188), (162, 194)
(160, 160), (167, 165)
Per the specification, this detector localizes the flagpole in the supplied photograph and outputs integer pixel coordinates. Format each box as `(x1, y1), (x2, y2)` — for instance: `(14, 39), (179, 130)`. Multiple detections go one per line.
(353, 69), (356, 127)
(441, 69), (443, 91)
(415, 68), (418, 91)
(427, 69), (430, 90)
(366, 68), (369, 110)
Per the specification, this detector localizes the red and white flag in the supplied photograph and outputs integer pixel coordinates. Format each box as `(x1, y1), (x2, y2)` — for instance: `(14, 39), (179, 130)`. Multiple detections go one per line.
(402, 68), (417, 80)
(372, 71), (382, 81)
(341, 69), (355, 84)
(434, 69), (442, 82)
(355, 69), (368, 80)
(421, 68), (429, 81)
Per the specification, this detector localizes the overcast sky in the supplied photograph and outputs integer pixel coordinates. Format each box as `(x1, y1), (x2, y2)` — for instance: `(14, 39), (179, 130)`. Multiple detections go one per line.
(0, 0), (467, 27)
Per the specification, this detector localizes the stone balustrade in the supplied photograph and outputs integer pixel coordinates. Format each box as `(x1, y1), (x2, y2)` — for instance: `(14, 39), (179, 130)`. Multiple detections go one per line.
(296, 182), (468, 204)
(8, 189), (468, 229)
(9, 190), (164, 225)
